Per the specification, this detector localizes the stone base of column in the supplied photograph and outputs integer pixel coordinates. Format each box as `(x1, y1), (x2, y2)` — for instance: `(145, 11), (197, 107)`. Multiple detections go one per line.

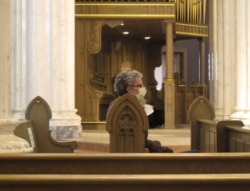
(230, 111), (245, 119)
(0, 134), (33, 153)
(0, 119), (33, 153)
(50, 125), (82, 139)
(50, 112), (82, 139)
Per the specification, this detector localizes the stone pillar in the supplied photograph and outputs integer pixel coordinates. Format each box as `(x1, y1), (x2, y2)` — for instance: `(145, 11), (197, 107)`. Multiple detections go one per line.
(209, 0), (250, 124)
(246, 0), (250, 118)
(0, 0), (12, 128)
(233, 0), (248, 120)
(0, 0), (32, 153)
(11, 0), (81, 139)
(222, 0), (237, 119)
(209, 0), (235, 120)
(164, 21), (175, 129)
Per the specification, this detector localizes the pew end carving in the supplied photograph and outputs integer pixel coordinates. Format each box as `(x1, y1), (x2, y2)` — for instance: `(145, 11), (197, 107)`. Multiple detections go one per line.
(188, 96), (246, 152)
(106, 93), (148, 153)
(14, 96), (78, 153)
(187, 96), (215, 150)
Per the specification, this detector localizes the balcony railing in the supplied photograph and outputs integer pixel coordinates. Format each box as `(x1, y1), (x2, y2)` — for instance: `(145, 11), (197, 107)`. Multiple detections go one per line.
(75, 0), (206, 25)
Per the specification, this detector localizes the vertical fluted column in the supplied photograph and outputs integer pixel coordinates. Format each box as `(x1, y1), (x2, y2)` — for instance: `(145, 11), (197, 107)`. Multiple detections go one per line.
(0, 0), (19, 132)
(11, 0), (81, 139)
(246, 0), (250, 117)
(0, 0), (32, 153)
(0, 0), (11, 122)
(222, 0), (237, 119)
(210, 0), (228, 119)
(47, 0), (82, 139)
(231, 0), (247, 119)
(209, 0), (235, 119)
(210, 0), (250, 124)
(11, 0), (27, 120)
(164, 21), (175, 129)
(208, 0), (216, 105)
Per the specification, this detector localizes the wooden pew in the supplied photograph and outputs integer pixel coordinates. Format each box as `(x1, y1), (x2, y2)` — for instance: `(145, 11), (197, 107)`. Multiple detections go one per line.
(1, 153), (250, 174)
(106, 93), (149, 153)
(188, 96), (245, 152)
(0, 173), (250, 191)
(13, 96), (78, 153)
(219, 124), (250, 152)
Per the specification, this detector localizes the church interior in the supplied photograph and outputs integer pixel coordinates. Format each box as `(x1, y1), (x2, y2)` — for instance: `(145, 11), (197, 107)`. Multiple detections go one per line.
(1, 0), (250, 190)
(73, 0), (208, 152)
(75, 0), (208, 130)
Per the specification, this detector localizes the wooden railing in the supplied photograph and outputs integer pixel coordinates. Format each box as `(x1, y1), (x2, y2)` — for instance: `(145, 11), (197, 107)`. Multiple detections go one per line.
(1, 153), (250, 174)
(75, 0), (207, 25)
(1, 173), (250, 191)
(1, 152), (250, 190)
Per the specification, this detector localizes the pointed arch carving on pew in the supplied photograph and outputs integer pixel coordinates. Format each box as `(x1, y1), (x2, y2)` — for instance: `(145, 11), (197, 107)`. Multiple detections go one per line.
(14, 96), (78, 153)
(187, 96), (215, 121)
(106, 93), (148, 153)
(187, 96), (215, 150)
(25, 96), (52, 121)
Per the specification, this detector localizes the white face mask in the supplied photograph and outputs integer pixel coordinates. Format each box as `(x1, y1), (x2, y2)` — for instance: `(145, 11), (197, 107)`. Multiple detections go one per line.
(136, 87), (147, 104)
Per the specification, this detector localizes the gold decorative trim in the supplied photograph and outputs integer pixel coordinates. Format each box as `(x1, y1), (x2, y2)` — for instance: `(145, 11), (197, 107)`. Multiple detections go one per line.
(75, 2), (175, 20)
(175, 22), (208, 38)
(75, 14), (175, 19)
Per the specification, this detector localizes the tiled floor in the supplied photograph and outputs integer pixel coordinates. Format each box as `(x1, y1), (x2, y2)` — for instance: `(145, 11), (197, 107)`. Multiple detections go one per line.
(75, 126), (191, 153)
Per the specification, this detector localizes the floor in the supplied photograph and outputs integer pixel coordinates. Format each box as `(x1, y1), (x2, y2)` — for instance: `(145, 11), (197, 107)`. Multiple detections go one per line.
(75, 125), (191, 153)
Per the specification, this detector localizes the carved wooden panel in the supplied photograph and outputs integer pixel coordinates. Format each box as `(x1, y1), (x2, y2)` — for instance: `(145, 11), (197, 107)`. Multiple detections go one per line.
(106, 93), (148, 153)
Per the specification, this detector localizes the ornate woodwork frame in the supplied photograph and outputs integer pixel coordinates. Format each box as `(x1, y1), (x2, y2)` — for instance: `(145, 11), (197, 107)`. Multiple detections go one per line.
(75, 1), (208, 129)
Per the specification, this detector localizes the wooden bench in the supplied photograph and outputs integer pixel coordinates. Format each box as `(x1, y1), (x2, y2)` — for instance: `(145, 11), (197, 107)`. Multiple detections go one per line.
(13, 96), (78, 153)
(188, 96), (246, 152)
(1, 153), (250, 174)
(0, 173), (250, 191)
(106, 93), (149, 153)
(219, 124), (250, 152)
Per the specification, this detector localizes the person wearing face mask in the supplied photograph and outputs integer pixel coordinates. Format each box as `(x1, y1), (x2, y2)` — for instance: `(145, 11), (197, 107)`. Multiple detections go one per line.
(113, 69), (173, 153)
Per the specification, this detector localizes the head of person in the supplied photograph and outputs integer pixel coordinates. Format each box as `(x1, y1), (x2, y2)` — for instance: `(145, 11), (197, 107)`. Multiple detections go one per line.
(113, 70), (147, 104)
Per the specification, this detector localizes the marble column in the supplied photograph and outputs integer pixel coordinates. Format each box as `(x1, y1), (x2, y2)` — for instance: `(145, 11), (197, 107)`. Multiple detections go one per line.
(210, 0), (233, 119)
(11, 0), (81, 139)
(221, 0), (236, 119)
(232, 0), (247, 119)
(0, 0), (32, 153)
(0, 0), (12, 129)
(209, 0), (250, 124)
(246, 0), (250, 118)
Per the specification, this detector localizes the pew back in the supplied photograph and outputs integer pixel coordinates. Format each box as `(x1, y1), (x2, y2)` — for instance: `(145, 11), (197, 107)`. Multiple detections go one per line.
(14, 96), (78, 153)
(197, 119), (244, 152)
(187, 96), (215, 150)
(188, 96), (246, 152)
(106, 93), (148, 153)
(222, 125), (250, 152)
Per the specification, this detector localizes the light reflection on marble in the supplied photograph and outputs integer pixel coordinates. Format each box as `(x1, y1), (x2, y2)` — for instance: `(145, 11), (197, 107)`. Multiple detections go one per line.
(0, 134), (33, 153)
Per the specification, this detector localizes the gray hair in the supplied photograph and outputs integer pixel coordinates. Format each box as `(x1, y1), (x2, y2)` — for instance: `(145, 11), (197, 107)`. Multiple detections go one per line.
(113, 70), (143, 96)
